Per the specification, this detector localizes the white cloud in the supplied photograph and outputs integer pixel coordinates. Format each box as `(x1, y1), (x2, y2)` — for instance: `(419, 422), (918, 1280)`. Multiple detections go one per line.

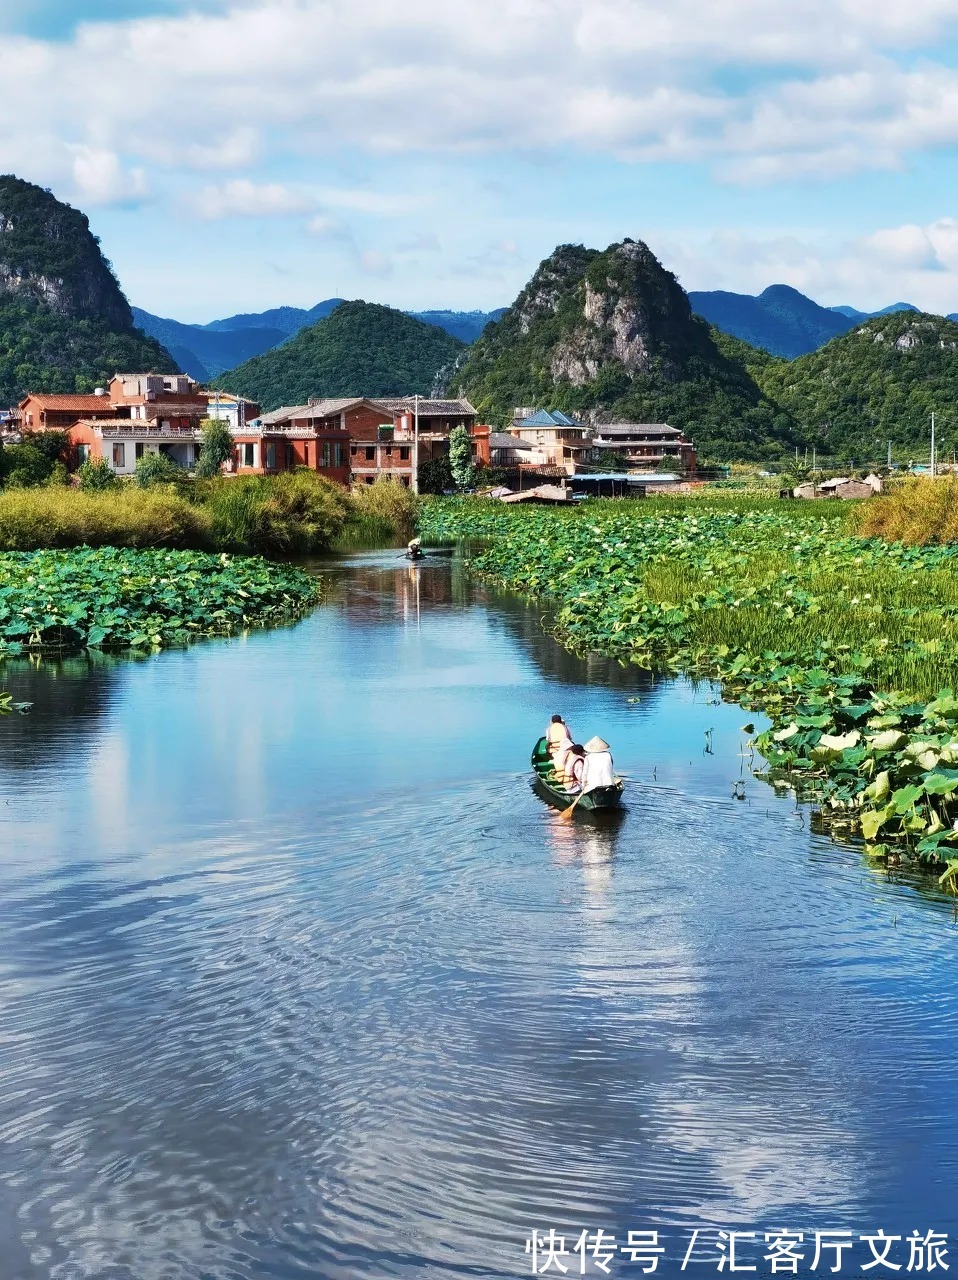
(69, 146), (149, 206)
(3, 0), (958, 202)
(191, 179), (311, 219)
(658, 217), (958, 313)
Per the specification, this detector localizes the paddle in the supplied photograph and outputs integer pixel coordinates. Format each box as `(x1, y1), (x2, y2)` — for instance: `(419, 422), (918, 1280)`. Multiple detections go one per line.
(558, 789), (585, 821)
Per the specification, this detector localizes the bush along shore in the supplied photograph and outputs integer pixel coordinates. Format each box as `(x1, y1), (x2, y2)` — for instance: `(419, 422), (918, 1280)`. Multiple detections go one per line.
(419, 494), (958, 879)
(0, 546), (322, 656)
(0, 471), (419, 555)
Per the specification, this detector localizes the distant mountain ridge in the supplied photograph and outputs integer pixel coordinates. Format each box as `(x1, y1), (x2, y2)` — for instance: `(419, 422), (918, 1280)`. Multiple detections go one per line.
(133, 302), (506, 385)
(214, 301), (467, 410)
(689, 285), (854, 359)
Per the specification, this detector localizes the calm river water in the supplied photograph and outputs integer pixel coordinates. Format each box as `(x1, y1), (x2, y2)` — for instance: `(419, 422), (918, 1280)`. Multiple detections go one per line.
(0, 550), (956, 1280)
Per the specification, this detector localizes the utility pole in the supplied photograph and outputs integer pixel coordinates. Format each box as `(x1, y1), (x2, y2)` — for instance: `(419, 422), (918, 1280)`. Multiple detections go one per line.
(412, 394), (420, 495)
(887, 439), (892, 470)
(812, 446), (816, 473)
(931, 412), (936, 478)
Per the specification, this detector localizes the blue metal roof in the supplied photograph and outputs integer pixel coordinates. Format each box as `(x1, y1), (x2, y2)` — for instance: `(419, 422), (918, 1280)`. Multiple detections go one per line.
(519, 408), (583, 428)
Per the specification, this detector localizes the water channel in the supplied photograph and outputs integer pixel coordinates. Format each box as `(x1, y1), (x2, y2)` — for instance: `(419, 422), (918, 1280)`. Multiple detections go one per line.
(0, 549), (956, 1279)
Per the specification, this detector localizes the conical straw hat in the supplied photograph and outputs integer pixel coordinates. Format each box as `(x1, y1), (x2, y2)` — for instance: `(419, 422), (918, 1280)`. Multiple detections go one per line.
(584, 736), (609, 752)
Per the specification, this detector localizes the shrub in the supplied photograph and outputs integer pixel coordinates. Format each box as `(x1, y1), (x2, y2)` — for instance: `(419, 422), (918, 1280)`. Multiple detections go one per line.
(134, 451), (185, 489)
(204, 470), (352, 554)
(418, 456), (453, 495)
(348, 475), (420, 540)
(195, 417), (234, 478)
(1, 444), (54, 488)
(46, 461), (69, 486)
(77, 458), (118, 491)
(0, 486), (211, 549)
(21, 429), (72, 464)
(853, 476), (958, 545)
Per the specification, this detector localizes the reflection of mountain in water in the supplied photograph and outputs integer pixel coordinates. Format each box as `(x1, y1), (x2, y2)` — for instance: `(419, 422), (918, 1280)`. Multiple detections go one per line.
(0, 654), (124, 772)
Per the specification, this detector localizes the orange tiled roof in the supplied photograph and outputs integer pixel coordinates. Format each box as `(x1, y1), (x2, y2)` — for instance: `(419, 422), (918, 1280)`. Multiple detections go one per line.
(21, 394), (114, 412)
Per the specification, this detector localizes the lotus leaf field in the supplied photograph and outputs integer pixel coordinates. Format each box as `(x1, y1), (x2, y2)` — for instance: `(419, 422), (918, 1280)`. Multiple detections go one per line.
(420, 497), (958, 876)
(0, 547), (321, 658)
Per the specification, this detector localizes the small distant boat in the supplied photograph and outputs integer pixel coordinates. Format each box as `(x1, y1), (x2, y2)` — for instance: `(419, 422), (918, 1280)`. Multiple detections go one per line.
(530, 737), (624, 812)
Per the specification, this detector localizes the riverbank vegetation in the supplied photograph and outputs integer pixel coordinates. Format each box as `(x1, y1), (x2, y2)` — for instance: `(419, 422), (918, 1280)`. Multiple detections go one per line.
(0, 472), (418, 554)
(420, 494), (958, 874)
(0, 546), (321, 656)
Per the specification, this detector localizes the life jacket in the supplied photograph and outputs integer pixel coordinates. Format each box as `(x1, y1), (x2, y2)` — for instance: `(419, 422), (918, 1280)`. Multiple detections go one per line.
(546, 722), (567, 750)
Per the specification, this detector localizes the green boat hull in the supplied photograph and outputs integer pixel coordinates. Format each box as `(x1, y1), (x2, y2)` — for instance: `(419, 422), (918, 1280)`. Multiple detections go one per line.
(530, 737), (624, 812)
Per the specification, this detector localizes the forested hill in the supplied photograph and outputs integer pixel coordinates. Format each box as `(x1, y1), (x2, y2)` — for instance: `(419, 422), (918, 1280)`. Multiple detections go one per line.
(755, 311), (958, 457)
(0, 174), (175, 404)
(215, 301), (466, 410)
(450, 239), (801, 462)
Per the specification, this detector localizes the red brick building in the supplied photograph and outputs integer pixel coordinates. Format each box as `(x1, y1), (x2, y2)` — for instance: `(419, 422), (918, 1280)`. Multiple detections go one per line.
(17, 392), (117, 433)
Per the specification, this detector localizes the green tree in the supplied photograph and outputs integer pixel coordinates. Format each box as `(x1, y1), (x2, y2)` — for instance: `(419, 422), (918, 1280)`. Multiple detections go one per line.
(1, 444), (54, 488)
(448, 426), (475, 490)
(195, 418), (234, 478)
(77, 458), (117, 491)
(418, 455), (453, 495)
(134, 452), (184, 488)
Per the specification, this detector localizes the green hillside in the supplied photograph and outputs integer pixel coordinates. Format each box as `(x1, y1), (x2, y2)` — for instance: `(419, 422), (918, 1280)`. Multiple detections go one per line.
(756, 311), (958, 458)
(450, 240), (801, 462)
(215, 301), (466, 410)
(0, 175), (176, 404)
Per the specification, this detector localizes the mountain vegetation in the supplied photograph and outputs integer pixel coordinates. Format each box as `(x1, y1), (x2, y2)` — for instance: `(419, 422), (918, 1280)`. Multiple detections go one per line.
(134, 300), (504, 381)
(755, 311), (958, 459)
(0, 175), (175, 405)
(689, 284), (854, 358)
(451, 240), (801, 461)
(215, 300), (466, 409)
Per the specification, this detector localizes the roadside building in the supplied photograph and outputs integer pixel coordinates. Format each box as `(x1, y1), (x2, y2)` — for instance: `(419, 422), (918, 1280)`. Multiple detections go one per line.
(507, 409), (592, 474)
(590, 422), (696, 472)
(201, 392), (261, 432)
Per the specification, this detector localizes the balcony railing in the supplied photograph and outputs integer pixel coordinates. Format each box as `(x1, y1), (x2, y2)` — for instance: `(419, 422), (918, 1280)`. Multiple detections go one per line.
(98, 425), (202, 439)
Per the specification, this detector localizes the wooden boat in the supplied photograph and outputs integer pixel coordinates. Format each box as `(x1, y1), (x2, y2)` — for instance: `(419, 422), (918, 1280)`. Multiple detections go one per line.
(530, 737), (624, 812)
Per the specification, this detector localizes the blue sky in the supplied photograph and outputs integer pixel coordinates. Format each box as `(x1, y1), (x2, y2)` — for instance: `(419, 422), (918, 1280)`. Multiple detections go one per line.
(4, 0), (958, 321)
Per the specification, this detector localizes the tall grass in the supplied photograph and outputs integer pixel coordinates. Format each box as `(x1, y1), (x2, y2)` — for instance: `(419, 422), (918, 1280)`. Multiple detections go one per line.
(0, 487), (210, 549)
(344, 476), (420, 544)
(201, 471), (353, 555)
(853, 476), (958, 544)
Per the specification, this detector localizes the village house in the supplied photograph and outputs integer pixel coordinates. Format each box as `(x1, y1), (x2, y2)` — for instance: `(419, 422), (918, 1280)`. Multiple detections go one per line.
(348, 397), (479, 485)
(232, 400), (354, 485)
(590, 422), (697, 472)
(507, 409), (593, 474)
(17, 392), (118, 434)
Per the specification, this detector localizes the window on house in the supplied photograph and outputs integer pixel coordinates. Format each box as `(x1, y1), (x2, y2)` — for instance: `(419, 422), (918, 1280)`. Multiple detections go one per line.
(333, 442), (343, 467)
(135, 442), (144, 460)
(364, 475), (375, 485)
(399, 446), (409, 461)
(401, 476), (409, 488)
(76, 444), (90, 464)
(365, 446), (375, 461)
(242, 442), (255, 467)
(112, 443), (125, 469)
(350, 445), (357, 456)
(265, 442), (276, 470)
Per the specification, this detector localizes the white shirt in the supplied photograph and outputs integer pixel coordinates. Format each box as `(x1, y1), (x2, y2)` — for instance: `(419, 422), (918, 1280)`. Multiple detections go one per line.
(581, 750), (614, 791)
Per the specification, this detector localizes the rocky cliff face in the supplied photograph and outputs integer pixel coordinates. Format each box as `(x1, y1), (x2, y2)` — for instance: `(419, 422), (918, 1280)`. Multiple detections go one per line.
(0, 175), (177, 405)
(0, 175), (133, 329)
(451, 237), (801, 461)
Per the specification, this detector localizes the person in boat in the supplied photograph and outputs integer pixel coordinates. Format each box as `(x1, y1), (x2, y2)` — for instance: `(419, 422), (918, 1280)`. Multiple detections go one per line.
(562, 744), (586, 792)
(546, 714), (573, 773)
(406, 537), (424, 560)
(580, 736), (615, 792)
